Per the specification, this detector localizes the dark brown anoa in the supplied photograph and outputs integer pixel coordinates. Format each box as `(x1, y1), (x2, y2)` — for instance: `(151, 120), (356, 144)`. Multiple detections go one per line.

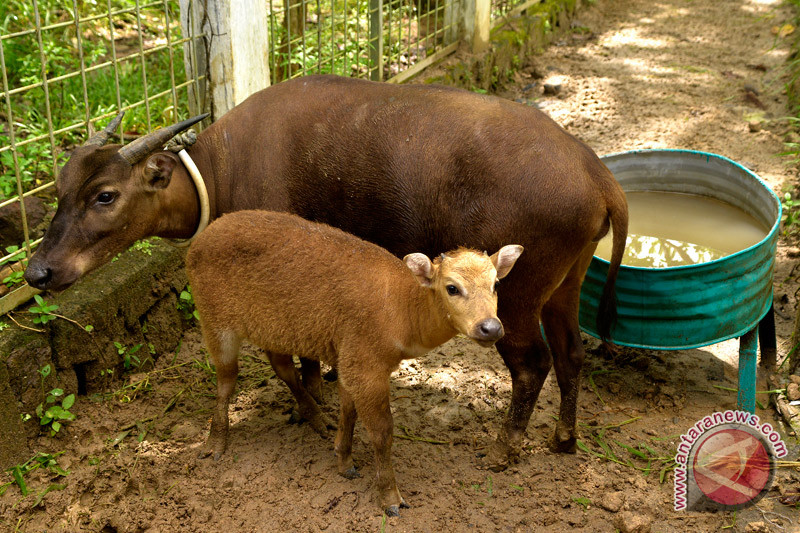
(186, 209), (523, 515)
(25, 74), (628, 469)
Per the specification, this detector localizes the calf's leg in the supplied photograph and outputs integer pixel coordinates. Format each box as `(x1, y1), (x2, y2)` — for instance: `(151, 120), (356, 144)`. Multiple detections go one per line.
(344, 373), (406, 515)
(334, 384), (359, 479)
(267, 351), (333, 436)
(200, 329), (241, 460)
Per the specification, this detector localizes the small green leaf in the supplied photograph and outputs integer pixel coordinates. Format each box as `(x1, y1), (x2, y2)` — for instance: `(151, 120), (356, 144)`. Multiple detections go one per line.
(85, 324), (94, 332)
(62, 394), (75, 410)
(11, 466), (29, 496)
(50, 388), (64, 397)
(34, 294), (44, 306)
(51, 420), (62, 433)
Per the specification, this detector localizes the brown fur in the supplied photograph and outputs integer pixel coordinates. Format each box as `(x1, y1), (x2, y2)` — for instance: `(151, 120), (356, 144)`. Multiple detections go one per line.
(26, 74), (628, 467)
(186, 210), (522, 514)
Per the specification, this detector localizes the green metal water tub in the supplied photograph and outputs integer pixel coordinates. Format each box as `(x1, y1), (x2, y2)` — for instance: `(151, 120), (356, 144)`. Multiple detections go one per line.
(579, 150), (781, 412)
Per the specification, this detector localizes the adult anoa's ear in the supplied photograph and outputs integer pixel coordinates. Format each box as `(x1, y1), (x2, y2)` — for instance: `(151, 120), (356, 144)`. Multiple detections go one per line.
(491, 245), (524, 279)
(403, 253), (434, 287)
(143, 152), (177, 191)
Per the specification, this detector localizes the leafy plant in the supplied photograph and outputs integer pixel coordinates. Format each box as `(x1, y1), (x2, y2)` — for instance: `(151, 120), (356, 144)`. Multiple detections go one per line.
(35, 388), (76, 436)
(0, 451), (69, 497)
(115, 341), (144, 370)
(3, 269), (24, 287)
(29, 294), (59, 324)
(177, 285), (200, 321)
(782, 191), (800, 235)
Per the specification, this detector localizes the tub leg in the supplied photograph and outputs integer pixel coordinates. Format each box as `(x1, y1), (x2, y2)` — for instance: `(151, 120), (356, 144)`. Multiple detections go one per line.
(757, 303), (776, 370)
(737, 327), (758, 413)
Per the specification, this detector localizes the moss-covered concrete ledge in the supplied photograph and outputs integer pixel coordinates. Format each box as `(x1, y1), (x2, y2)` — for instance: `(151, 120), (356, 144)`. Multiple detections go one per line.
(423, 0), (583, 90)
(0, 243), (187, 468)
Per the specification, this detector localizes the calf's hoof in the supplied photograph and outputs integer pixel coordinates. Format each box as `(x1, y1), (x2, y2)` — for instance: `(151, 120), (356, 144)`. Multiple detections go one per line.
(198, 445), (225, 461)
(340, 466), (361, 479)
(384, 500), (409, 517)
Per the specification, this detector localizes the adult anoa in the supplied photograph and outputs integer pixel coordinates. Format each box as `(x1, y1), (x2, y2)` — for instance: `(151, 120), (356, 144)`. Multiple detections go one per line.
(25, 74), (628, 470)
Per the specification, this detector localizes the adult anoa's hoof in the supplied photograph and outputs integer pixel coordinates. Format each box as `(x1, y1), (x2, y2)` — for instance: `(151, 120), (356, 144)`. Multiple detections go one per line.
(308, 412), (336, 437)
(340, 466), (361, 480)
(548, 433), (577, 454)
(477, 439), (518, 472)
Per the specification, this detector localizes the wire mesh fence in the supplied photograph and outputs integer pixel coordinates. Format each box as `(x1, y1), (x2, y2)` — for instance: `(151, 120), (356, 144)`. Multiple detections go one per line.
(267, 0), (459, 84)
(491, 0), (537, 25)
(0, 0), (486, 314)
(0, 0), (204, 311)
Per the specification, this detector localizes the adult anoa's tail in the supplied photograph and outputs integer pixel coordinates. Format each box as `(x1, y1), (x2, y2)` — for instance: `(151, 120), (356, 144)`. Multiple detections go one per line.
(596, 182), (628, 346)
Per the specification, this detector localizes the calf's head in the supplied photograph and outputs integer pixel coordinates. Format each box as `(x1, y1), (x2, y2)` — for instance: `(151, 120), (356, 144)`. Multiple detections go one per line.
(24, 112), (207, 291)
(404, 245), (523, 346)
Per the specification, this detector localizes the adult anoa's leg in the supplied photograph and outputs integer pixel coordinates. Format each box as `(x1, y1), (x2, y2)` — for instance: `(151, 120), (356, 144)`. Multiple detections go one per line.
(300, 357), (324, 403)
(541, 248), (595, 453)
(268, 351), (334, 436)
(482, 315), (553, 471)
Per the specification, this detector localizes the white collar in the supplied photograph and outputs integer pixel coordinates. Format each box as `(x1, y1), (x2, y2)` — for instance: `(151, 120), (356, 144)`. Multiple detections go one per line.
(164, 149), (210, 248)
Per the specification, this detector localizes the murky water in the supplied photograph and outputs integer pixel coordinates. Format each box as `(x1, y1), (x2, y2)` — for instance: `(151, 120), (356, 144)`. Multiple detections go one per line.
(594, 191), (769, 268)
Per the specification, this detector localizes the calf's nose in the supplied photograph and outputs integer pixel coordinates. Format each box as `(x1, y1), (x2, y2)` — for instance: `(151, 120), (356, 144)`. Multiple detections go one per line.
(474, 318), (504, 343)
(24, 262), (53, 290)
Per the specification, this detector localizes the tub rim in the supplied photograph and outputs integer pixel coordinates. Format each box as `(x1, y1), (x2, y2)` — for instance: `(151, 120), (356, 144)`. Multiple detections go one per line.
(591, 148), (781, 273)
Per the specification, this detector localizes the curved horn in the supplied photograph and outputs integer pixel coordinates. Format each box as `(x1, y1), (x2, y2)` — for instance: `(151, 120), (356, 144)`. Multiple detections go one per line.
(117, 113), (210, 165)
(84, 111), (125, 147)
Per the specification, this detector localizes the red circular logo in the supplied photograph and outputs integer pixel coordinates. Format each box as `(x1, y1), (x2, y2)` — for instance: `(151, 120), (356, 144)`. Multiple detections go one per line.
(690, 426), (772, 508)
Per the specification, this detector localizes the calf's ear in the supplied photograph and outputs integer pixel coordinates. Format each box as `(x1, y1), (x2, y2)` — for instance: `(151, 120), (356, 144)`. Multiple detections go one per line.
(143, 153), (177, 191)
(404, 253), (434, 287)
(491, 245), (524, 279)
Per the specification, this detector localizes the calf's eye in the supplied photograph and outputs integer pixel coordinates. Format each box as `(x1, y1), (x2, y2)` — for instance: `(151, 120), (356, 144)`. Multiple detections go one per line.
(446, 285), (459, 296)
(494, 280), (500, 292)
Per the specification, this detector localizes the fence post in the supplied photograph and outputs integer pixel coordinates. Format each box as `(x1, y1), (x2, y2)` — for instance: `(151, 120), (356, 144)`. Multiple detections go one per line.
(461, 0), (491, 53)
(369, 0), (384, 81)
(179, 0), (271, 120)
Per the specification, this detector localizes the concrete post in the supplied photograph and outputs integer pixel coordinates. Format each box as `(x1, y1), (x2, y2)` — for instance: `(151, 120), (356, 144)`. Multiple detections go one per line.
(179, 0), (271, 120)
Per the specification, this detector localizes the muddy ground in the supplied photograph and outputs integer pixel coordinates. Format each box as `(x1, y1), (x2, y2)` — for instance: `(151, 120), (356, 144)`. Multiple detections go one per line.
(3, 0), (800, 531)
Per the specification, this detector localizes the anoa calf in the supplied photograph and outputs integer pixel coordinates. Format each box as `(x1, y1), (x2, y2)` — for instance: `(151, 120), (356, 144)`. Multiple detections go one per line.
(186, 210), (523, 516)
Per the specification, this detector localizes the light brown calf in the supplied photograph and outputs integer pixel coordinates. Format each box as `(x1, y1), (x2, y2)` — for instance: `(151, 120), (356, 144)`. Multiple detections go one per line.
(186, 210), (522, 516)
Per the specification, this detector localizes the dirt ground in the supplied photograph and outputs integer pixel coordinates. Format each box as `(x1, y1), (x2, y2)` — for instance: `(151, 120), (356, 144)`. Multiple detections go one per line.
(3, 0), (800, 531)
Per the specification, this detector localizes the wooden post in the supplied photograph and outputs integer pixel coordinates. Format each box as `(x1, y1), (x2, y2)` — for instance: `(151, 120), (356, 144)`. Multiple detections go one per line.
(462, 0), (490, 53)
(369, 0), (383, 81)
(179, 0), (271, 120)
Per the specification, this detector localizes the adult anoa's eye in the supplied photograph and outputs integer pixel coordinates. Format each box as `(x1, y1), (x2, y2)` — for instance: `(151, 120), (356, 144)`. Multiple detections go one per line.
(96, 191), (116, 205)
(446, 285), (459, 296)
